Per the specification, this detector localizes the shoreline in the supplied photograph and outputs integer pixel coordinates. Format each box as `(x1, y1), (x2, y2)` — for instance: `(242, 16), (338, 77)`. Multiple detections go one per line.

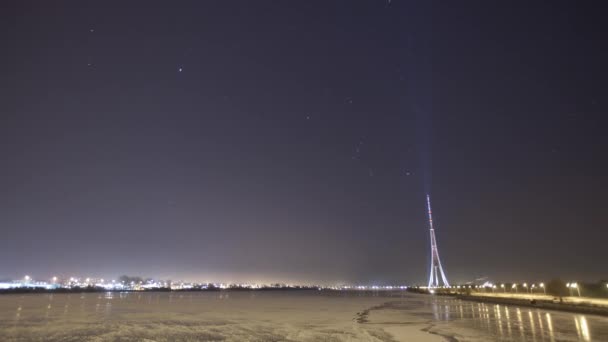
(0, 287), (320, 295)
(456, 293), (608, 317)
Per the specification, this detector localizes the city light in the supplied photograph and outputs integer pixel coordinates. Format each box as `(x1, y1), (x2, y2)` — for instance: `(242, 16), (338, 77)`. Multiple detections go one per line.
(540, 282), (546, 294)
(1, 275), (598, 301)
(567, 282), (581, 297)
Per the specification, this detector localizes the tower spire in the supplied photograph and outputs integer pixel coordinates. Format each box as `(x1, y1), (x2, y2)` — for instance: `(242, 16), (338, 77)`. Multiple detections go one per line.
(426, 194), (450, 288)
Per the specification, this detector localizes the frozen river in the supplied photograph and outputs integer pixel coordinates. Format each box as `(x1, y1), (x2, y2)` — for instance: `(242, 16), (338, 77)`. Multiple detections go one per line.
(1, 291), (607, 341)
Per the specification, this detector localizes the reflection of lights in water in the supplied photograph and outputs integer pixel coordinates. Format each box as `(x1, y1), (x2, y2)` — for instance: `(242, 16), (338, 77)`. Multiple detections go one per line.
(459, 304), (464, 319)
(528, 311), (536, 340)
(15, 305), (22, 322)
(432, 302), (439, 320)
(537, 312), (544, 338)
(45, 303), (52, 320)
(494, 305), (505, 337)
(495, 305), (504, 337)
(483, 304), (490, 332)
(545, 313), (555, 342)
(505, 307), (512, 338)
(579, 316), (591, 341)
(516, 308), (524, 338)
(574, 316), (582, 340)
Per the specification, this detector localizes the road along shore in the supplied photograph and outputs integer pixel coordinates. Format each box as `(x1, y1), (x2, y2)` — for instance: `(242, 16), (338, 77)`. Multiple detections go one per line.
(457, 294), (608, 317)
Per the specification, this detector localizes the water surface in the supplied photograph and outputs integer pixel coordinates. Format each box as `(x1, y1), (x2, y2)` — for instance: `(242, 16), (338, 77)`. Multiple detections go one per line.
(1, 291), (607, 341)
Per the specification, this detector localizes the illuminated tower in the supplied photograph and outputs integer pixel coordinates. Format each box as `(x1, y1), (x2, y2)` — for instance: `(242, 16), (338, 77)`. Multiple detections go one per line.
(426, 194), (450, 288)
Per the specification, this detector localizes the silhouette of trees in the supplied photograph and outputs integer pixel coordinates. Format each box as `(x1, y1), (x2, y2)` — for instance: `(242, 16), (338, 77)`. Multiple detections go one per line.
(546, 278), (568, 299)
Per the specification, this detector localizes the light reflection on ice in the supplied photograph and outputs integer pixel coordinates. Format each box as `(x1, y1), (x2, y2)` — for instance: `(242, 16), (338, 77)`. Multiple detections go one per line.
(1, 291), (607, 341)
(546, 313), (555, 342)
(578, 315), (591, 341)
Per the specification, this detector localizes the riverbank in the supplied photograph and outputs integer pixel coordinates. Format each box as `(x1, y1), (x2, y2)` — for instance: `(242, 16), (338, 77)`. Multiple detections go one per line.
(458, 292), (608, 317)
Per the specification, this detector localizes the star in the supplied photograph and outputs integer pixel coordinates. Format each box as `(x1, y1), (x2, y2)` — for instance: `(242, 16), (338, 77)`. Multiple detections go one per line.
(178, 67), (183, 72)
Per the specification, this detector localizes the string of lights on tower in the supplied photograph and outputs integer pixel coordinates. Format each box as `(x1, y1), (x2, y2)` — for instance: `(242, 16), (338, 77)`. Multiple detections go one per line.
(426, 194), (450, 288)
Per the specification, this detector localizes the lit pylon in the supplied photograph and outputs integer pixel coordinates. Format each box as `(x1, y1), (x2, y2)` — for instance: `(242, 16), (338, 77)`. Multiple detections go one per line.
(426, 194), (450, 288)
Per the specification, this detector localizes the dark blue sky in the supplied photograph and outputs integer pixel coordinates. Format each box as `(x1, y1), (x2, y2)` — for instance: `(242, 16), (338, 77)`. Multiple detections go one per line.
(1, 1), (606, 284)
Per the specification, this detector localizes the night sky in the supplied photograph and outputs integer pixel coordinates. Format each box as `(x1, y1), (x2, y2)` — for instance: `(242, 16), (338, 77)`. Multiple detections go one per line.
(1, 1), (606, 285)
